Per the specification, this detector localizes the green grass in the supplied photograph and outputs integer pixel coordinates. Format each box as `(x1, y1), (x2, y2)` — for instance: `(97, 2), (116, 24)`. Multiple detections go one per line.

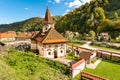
(67, 42), (85, 46)
(73, 74), (81, 80)
(0, 55), (17, 80)
(91, 45), (120, 53)
(84, 60), (120, 80)
(0, 50), (70, 80)
(66, 52), (79, 61)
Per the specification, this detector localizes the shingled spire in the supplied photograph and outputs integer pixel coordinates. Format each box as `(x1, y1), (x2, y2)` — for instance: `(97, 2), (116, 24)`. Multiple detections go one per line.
(42, 8), (54, 25)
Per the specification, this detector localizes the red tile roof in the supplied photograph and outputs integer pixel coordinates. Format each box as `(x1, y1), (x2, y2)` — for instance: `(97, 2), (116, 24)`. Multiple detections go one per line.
(16, 33), (31, 38)
(72, 59), (85, 69)
(0, 31), (16, 38)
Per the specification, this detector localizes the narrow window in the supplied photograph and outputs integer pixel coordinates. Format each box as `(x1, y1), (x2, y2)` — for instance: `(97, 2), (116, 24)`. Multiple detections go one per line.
(61, 50), (63, 53)
(48, 52), (51, 55)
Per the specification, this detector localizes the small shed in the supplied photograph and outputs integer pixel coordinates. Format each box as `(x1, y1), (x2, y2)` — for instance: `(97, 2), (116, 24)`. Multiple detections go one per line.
(80, 51), (96, 64)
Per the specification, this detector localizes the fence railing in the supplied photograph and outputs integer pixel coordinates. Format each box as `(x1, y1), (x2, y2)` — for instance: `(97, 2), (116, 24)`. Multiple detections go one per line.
(81, 72), (107, 80)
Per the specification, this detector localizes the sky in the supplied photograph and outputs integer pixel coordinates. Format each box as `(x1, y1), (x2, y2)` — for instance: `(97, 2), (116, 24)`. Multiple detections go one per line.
(0, 0), (90, 24)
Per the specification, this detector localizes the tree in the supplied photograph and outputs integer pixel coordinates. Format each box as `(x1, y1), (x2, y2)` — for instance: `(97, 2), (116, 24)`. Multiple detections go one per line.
(89, 30), (96, 41)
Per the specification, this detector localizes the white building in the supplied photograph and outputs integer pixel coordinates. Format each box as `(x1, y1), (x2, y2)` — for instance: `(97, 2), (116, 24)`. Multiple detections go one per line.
(31, 8), (67, 58)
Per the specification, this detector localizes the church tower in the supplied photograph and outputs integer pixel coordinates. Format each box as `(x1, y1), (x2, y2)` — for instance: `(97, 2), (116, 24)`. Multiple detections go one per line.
(42, 8), (54, 33)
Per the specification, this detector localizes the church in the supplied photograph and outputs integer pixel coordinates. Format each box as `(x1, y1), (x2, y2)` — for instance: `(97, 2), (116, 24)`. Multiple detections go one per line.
(31, 8), (67, 58)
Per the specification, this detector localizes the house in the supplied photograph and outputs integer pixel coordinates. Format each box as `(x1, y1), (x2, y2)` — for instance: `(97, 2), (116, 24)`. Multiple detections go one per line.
(0, 31), (16, 41)
(79, 51), (96, 64)
(97, 32), (110, 41)
(16, 33), (31, 41)
(31, 8), (67, 58)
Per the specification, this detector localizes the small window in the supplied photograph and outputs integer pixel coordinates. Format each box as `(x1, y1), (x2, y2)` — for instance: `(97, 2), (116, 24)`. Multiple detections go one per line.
(61, 50), (63, 53)
(48, 52), (51, 55)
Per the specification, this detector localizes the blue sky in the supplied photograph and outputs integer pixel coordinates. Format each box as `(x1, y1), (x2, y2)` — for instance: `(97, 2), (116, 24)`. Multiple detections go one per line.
(0, 0), (90, 24)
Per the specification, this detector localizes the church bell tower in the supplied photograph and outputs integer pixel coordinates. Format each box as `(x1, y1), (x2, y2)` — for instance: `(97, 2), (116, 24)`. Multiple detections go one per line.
(42, 8), (54, 33)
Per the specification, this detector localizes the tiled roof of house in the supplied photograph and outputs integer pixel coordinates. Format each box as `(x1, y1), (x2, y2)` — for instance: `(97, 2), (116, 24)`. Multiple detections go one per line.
(32, 28), (67, 44)
(0, 31), (16, 38)
(16, 33), (31, 38)
(42, 8), (54, 25)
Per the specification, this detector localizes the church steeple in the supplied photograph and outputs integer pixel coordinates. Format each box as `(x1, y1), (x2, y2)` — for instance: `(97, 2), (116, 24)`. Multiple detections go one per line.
(42, 8), (54, 33)
(42, 7), (54, 25)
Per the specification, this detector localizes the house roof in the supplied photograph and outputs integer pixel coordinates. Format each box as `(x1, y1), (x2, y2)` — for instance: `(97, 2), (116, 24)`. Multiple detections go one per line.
(32, 28), (67, 44)
(79, 51), (92, 60)
(42, 8), (54, 25)
(0, 32), (16, 38)
(16, 33), (31, 38)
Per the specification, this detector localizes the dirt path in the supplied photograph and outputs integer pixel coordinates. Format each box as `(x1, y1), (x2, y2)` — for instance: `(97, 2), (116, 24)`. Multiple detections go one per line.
(82, 41), (96, 50)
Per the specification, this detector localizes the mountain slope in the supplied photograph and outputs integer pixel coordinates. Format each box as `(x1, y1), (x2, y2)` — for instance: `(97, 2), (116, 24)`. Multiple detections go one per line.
(0, 16), (61, 32)
(0, 17), (42, 32)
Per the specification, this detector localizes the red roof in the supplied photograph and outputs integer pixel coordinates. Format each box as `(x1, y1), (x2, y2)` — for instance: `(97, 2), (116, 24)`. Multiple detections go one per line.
(0, 32), (16, 38)
(72, 59), (85, 69)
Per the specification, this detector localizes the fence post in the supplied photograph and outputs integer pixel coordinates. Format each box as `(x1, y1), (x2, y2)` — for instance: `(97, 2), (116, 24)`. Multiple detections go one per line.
(100, 50), (102, 58)
(110, 53), (112, 60)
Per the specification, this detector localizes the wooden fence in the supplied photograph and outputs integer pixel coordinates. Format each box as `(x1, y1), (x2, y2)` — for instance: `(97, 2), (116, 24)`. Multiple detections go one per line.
(81, 72), (107, 80)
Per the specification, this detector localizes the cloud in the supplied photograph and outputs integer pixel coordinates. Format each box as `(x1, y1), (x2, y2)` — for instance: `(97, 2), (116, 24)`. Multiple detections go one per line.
(63, 9), (70, 15)
(68, 0), (90, 8)
(24, 8), (28, 10)
(65, 2), (68, 5)
(54, 0), (60, 3)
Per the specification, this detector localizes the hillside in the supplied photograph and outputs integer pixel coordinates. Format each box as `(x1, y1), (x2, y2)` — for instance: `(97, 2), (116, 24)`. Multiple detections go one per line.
(0, 17), (42, 32)
(0, 16), (61, 32)
(105, 0), (120, 20)
(55, 0), (120, 36)
(0, 50), (70, 80)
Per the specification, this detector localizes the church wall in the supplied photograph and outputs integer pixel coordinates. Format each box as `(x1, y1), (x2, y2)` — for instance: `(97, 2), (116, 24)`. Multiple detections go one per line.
(42, 43), (66, 58)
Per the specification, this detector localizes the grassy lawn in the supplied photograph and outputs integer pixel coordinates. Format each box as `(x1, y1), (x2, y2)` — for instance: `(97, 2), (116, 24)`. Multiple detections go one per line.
(84, 60), (120, 80)
(66, 52), (79, 61)
(0, 50), (70, 80)
(91, 45), (120, 53)
(67, 42), (85, 46)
